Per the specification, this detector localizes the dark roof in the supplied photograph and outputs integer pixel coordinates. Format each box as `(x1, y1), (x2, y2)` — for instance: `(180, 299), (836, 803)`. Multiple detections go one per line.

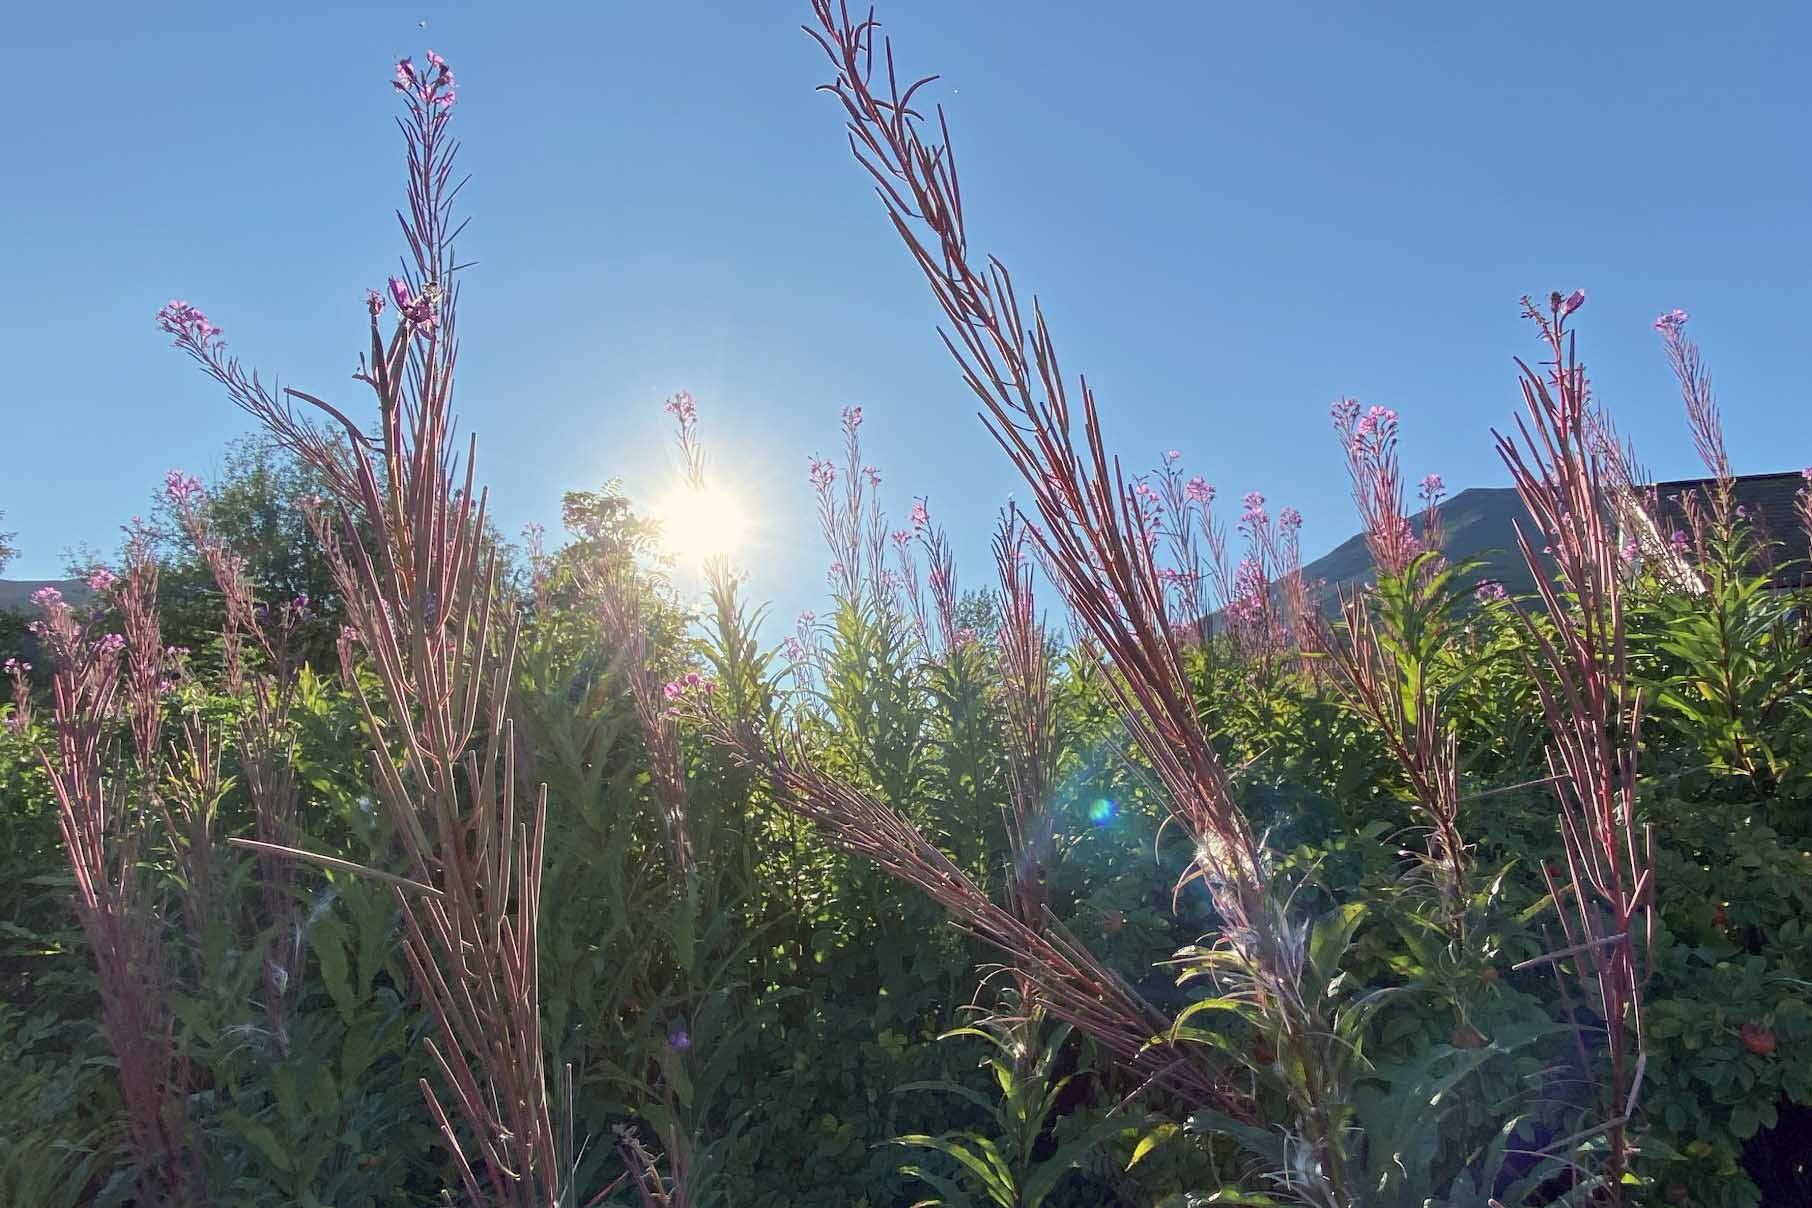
(1651, 471), (1808, 588)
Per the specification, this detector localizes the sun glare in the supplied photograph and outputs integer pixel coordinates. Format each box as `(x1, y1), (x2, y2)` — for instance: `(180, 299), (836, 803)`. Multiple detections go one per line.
(657, 482), (748, 568)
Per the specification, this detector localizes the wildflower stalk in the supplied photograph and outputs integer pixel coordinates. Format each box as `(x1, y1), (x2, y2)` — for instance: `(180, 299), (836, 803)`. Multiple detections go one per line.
(167, 477), (308, 1052)
(1495, 292), (1655, 1199)
(162, 51), (595, 1205)
(800, 7), (1365, 1196)
(30, 582), (196, 1202)
(1318, 403), (1470, 933)
(991, 508), (1055, 946)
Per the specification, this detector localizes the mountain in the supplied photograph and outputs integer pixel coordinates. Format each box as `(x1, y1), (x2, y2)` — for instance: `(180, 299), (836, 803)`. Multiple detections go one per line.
(0, 579), (89, 614)
(1297, 486), (1539, 613)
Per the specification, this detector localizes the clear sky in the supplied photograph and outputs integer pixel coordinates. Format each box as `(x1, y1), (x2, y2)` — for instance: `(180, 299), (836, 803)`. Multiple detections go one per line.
(4, 2), (1808, 629)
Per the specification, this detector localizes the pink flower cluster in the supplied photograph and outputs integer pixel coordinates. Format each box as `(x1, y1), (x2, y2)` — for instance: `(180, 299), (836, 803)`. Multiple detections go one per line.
(840, 404), (864, 433)
(663, 391), (697, 427)
(1184, 476), (1214, 505)
(163, 469), (204, 509)
(808, 457), (836, 492)
(394, 50), (456, 109)
(155, 300), (221, 347)
(1226, 557), (1268, 626)
(387, 277), (436, 330)
(661, 671), (716, 701)
(1654, 308), (1689, 333)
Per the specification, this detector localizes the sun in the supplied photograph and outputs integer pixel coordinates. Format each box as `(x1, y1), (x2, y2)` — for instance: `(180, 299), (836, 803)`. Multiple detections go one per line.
(656, 481), (748, 568)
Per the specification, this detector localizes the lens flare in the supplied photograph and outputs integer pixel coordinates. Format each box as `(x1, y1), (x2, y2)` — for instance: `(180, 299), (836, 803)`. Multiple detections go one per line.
(1086, 797), (1117, 827)
(656, 482), (747, 568)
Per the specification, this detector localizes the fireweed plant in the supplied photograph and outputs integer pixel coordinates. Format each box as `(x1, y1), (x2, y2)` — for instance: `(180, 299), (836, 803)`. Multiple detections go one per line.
(6, 18), (1812, 1208)
(158, 53), (643, 1207)
(769, 2), (1736, 1204)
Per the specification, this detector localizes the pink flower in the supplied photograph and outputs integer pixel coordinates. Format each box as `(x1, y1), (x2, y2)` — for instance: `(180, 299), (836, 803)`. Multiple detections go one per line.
(394, 57), (415, 89)
(663, 680), (682, 700)
(798, 610), (816, 626)
(1802, 466), (1812, 482)
(1418, 473), (1445, 503)
(425, 49), (446, 71)
(85, 568), (116, 594)
(1329, 397), (1361, 429)
(1184, 476), (1214, 505)
(663, 391), (697, 425)
(1475, 580), (1507, 603)
(366, 288), (385, 317)
(1560, 289), (1586, 317)
(1352, 405), (1397, 447)
(910, 498), (930, 530)
(840, 404), (864, 432)
(890, 529), (911, 549)
(163, 469), (204, 508)
(96, 633), (126, 656)
(1654, 308), (1689, 333)
(783, 636), (806, 662)
(808, 458), (836, 491)
(1278, 506), (1302, 533)
(863, 465), (882, 488)
(29, 587), (63, 610)
(387, 277), (435, 329)
(155, 300), (221, 346)
(1163, 449), (1181, 464)
(2, 658), (25, 674)
(1240, 491), (1265, 524)
(1670, 529), (1690, 551)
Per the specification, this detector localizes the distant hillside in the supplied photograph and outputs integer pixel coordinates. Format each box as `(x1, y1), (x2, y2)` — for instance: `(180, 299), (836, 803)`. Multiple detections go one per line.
(0, 579), (89, 613)
(1298, 486), (1541, 614)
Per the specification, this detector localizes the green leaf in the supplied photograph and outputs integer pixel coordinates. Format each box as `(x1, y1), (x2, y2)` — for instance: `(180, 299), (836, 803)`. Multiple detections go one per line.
(221, 1111), (293, 1173)
(1184, 1109), (1286, 1166)
(1022, 1111), (1132, 1206)
(1309, 900), (1368, 987)
(1128, 1123), (1179, 1171)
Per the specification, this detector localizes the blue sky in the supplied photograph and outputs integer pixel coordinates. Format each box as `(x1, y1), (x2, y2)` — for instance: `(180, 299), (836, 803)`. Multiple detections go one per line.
(4, 2), (1808, 629)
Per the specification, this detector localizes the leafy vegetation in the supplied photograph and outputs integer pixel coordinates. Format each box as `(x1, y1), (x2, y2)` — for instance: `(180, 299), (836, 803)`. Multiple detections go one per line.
(2, 10), (1809, 1208)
